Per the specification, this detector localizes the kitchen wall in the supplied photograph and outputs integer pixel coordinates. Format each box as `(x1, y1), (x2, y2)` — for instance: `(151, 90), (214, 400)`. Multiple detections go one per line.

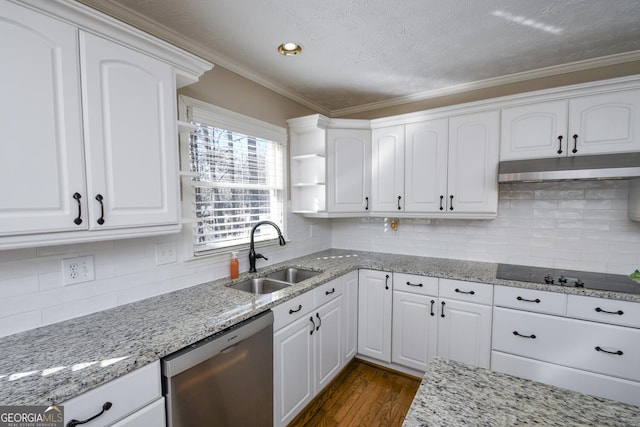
(332, 180), (640, 274)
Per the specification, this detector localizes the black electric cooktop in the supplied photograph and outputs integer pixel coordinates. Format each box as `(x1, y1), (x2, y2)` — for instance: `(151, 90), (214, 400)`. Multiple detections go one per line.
(496, 264), (640, 295)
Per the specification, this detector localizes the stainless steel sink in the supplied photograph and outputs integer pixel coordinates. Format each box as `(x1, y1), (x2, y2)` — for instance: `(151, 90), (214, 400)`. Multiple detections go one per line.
(265, 268), (320, 283)
(229, 278), (291, 294)
(228, 267), (320, 294)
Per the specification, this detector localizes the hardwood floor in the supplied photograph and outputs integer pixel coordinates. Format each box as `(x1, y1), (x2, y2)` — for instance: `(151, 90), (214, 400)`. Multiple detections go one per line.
(288, 359), (421, 427)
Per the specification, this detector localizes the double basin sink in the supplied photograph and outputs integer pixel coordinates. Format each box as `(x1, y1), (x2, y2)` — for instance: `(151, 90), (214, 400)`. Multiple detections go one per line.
(228, 268), (320, 294)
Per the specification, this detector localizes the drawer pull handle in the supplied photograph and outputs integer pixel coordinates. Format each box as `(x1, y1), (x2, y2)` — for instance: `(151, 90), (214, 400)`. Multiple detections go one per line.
(325, 288), (335, 295)
(66, 401), (112, 427)
(595, 346), (623, 356)
(430, 299), (435, 316)
(455, 288), (475, 295)
(517, 296), (541, 303)
(316, 313), (322, 331)
(557, 135), (563, 154)
(397, 195), (402, 210)
(385, 274), (390, 290)
(289, 304), (302, 314)
(595, 307), (623, 315)
(513, 331), (536, 339)
(406, 281), (423, 287)
(95, 194), (105, 225)
(572, 134), (578, 154)
(309, 317), (315, 335)
(440, 301), (446, 318)
(72, 192), (83, 225)
(365, 196), (369, 210)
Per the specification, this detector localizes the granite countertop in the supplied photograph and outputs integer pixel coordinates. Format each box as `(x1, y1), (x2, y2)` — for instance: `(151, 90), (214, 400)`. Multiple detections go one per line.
(1, 248), (638, 405)
(403, 358), (639, 427)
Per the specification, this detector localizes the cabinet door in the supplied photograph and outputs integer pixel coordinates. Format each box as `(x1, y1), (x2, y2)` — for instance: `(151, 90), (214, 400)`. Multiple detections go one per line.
(447, 111), (499, 214)
(80, 32), (178, 229)
(342, 271), (359, 363)
(569, 89), (640, 156)
(0, 2), (87, 235)
(327, 128), (371, 212)
(437, 298), (492, 368)
(274, 315), (314, 427)
(358, 270), (393, 362)
(315, 297), (344, 391)
(404, 119), (448, 212)
(371, 126), (405, 212)
(392, 291), (438, 371)
(500, 100), (568, 160)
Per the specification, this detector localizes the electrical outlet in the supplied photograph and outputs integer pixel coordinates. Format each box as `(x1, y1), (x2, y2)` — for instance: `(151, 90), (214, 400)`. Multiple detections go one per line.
(62, 256), (95, 286)
(155, 242), (177, 265)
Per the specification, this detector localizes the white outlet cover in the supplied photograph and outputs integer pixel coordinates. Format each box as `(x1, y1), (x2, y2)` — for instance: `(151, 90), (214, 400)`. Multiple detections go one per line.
(62, 256), (96, 286)
(155, 243), (177, 265)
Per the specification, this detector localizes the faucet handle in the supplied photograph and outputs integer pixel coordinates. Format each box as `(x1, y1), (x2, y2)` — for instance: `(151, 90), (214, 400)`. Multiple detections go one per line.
(256, 253), (268, 261)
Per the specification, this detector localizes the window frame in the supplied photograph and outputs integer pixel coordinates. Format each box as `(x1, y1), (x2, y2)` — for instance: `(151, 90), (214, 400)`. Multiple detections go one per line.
(178, 95), (288, 258)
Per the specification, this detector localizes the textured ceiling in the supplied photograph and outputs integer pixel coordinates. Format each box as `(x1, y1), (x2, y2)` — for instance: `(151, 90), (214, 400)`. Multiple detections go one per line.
(77, 0), (640, 115)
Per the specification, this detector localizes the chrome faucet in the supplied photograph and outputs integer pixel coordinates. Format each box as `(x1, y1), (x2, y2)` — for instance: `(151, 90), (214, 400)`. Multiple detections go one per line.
(249, 221), (286, 272)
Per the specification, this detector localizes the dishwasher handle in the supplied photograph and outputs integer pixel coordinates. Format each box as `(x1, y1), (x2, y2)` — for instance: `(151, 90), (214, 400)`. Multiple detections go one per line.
(162, 310), (273, 378)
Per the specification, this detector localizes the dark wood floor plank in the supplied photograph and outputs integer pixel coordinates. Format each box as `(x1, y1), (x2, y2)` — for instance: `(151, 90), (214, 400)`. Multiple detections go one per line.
(288, 359), (420, 427)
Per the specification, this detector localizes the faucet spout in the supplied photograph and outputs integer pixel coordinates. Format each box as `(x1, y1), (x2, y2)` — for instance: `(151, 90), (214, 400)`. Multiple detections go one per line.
(249, 221), (286, 272)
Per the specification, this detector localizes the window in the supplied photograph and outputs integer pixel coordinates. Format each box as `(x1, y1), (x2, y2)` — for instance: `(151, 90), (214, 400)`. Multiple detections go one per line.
(179, 96), (286, 256)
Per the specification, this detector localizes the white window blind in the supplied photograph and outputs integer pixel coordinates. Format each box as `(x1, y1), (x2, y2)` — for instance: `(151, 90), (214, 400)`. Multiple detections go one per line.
(179, 96), (286, 255)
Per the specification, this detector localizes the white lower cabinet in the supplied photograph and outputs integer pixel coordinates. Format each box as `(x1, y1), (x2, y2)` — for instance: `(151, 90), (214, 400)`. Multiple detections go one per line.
(358, 269), (393, 362)
(436, 279), (493, 369)
(273, 276), (349, 427)
(342, 271), (359, 363)
(63, 361), (163, 427)
(492, 285), (640, 406)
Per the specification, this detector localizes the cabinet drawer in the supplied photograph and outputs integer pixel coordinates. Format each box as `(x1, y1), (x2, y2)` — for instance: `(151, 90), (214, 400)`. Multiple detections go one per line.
(273, 291), (315, 331)
(63, 361), (161, 427)
(314, 278), (343, 307)
(494, 285), (567, 315)
(567, 295), (640, 328)
(393, 273), (438, 296)
(110, 398), (165, 427)
(493, 307), (640, 382)
(491, 351), (640, 407)
(439, 279), (493, 305)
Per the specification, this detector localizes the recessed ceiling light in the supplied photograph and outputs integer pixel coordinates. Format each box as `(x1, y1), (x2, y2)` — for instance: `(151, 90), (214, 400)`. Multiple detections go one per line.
(278, 42), (302, 56)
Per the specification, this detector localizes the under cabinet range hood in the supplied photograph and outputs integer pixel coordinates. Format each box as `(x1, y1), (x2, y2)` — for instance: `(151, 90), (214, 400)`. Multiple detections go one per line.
(498, 152), (640, 183)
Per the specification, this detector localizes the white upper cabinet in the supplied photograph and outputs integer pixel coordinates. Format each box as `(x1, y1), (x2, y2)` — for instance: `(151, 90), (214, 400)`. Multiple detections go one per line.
(447, 111), (500, 214)
(80, 32), (178, 229)
(404, 119), (448, 212)
(371, 125), (405, 212)
(0, 1), (86, 236)
(501, 88), (640, 161)
(327, 128), (371, 213)
(0, 1), (210, 249)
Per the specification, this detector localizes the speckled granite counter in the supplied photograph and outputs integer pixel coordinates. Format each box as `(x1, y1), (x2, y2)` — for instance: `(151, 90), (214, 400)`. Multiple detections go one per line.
(1, 249), (638, 405)
(403, 358), (639, 426)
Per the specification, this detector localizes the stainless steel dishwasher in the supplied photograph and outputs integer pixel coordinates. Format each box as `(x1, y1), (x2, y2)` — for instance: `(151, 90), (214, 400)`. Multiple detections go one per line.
(162, 310), (274, 427)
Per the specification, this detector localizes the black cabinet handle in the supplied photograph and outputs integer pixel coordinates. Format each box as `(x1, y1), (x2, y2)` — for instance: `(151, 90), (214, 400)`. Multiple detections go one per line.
(449, 195), (454, 211)
(455, 288), (475, 295)
(397, 195), (402, 210)
(513, 331), (536, 339)
(309, 317), (315, 335)
(325, 288), (335, 295)
(384, 274), (390, 290)
(572, 134), (578, 153)
(365, 196), (369, 211)
(315, 313), (321, 331)
(439, 195), (444, 211)
(289, 304), (302, 314)
(557, 135), (563, 154)
(430, 299), (435, 316)
(95, 194), (105, 225)
(440, 301), (445, 318)
(66, 402), (112, 427)
(517, 296), (541, 303)
(595, 346), (623, 356)
(595, 307), (623, 315)
(406, 281), (423, 287)
(73, 193), (83, 225)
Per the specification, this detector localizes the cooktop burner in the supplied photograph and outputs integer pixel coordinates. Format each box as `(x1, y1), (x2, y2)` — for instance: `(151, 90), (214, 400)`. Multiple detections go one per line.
(496, 264), (640, 295)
